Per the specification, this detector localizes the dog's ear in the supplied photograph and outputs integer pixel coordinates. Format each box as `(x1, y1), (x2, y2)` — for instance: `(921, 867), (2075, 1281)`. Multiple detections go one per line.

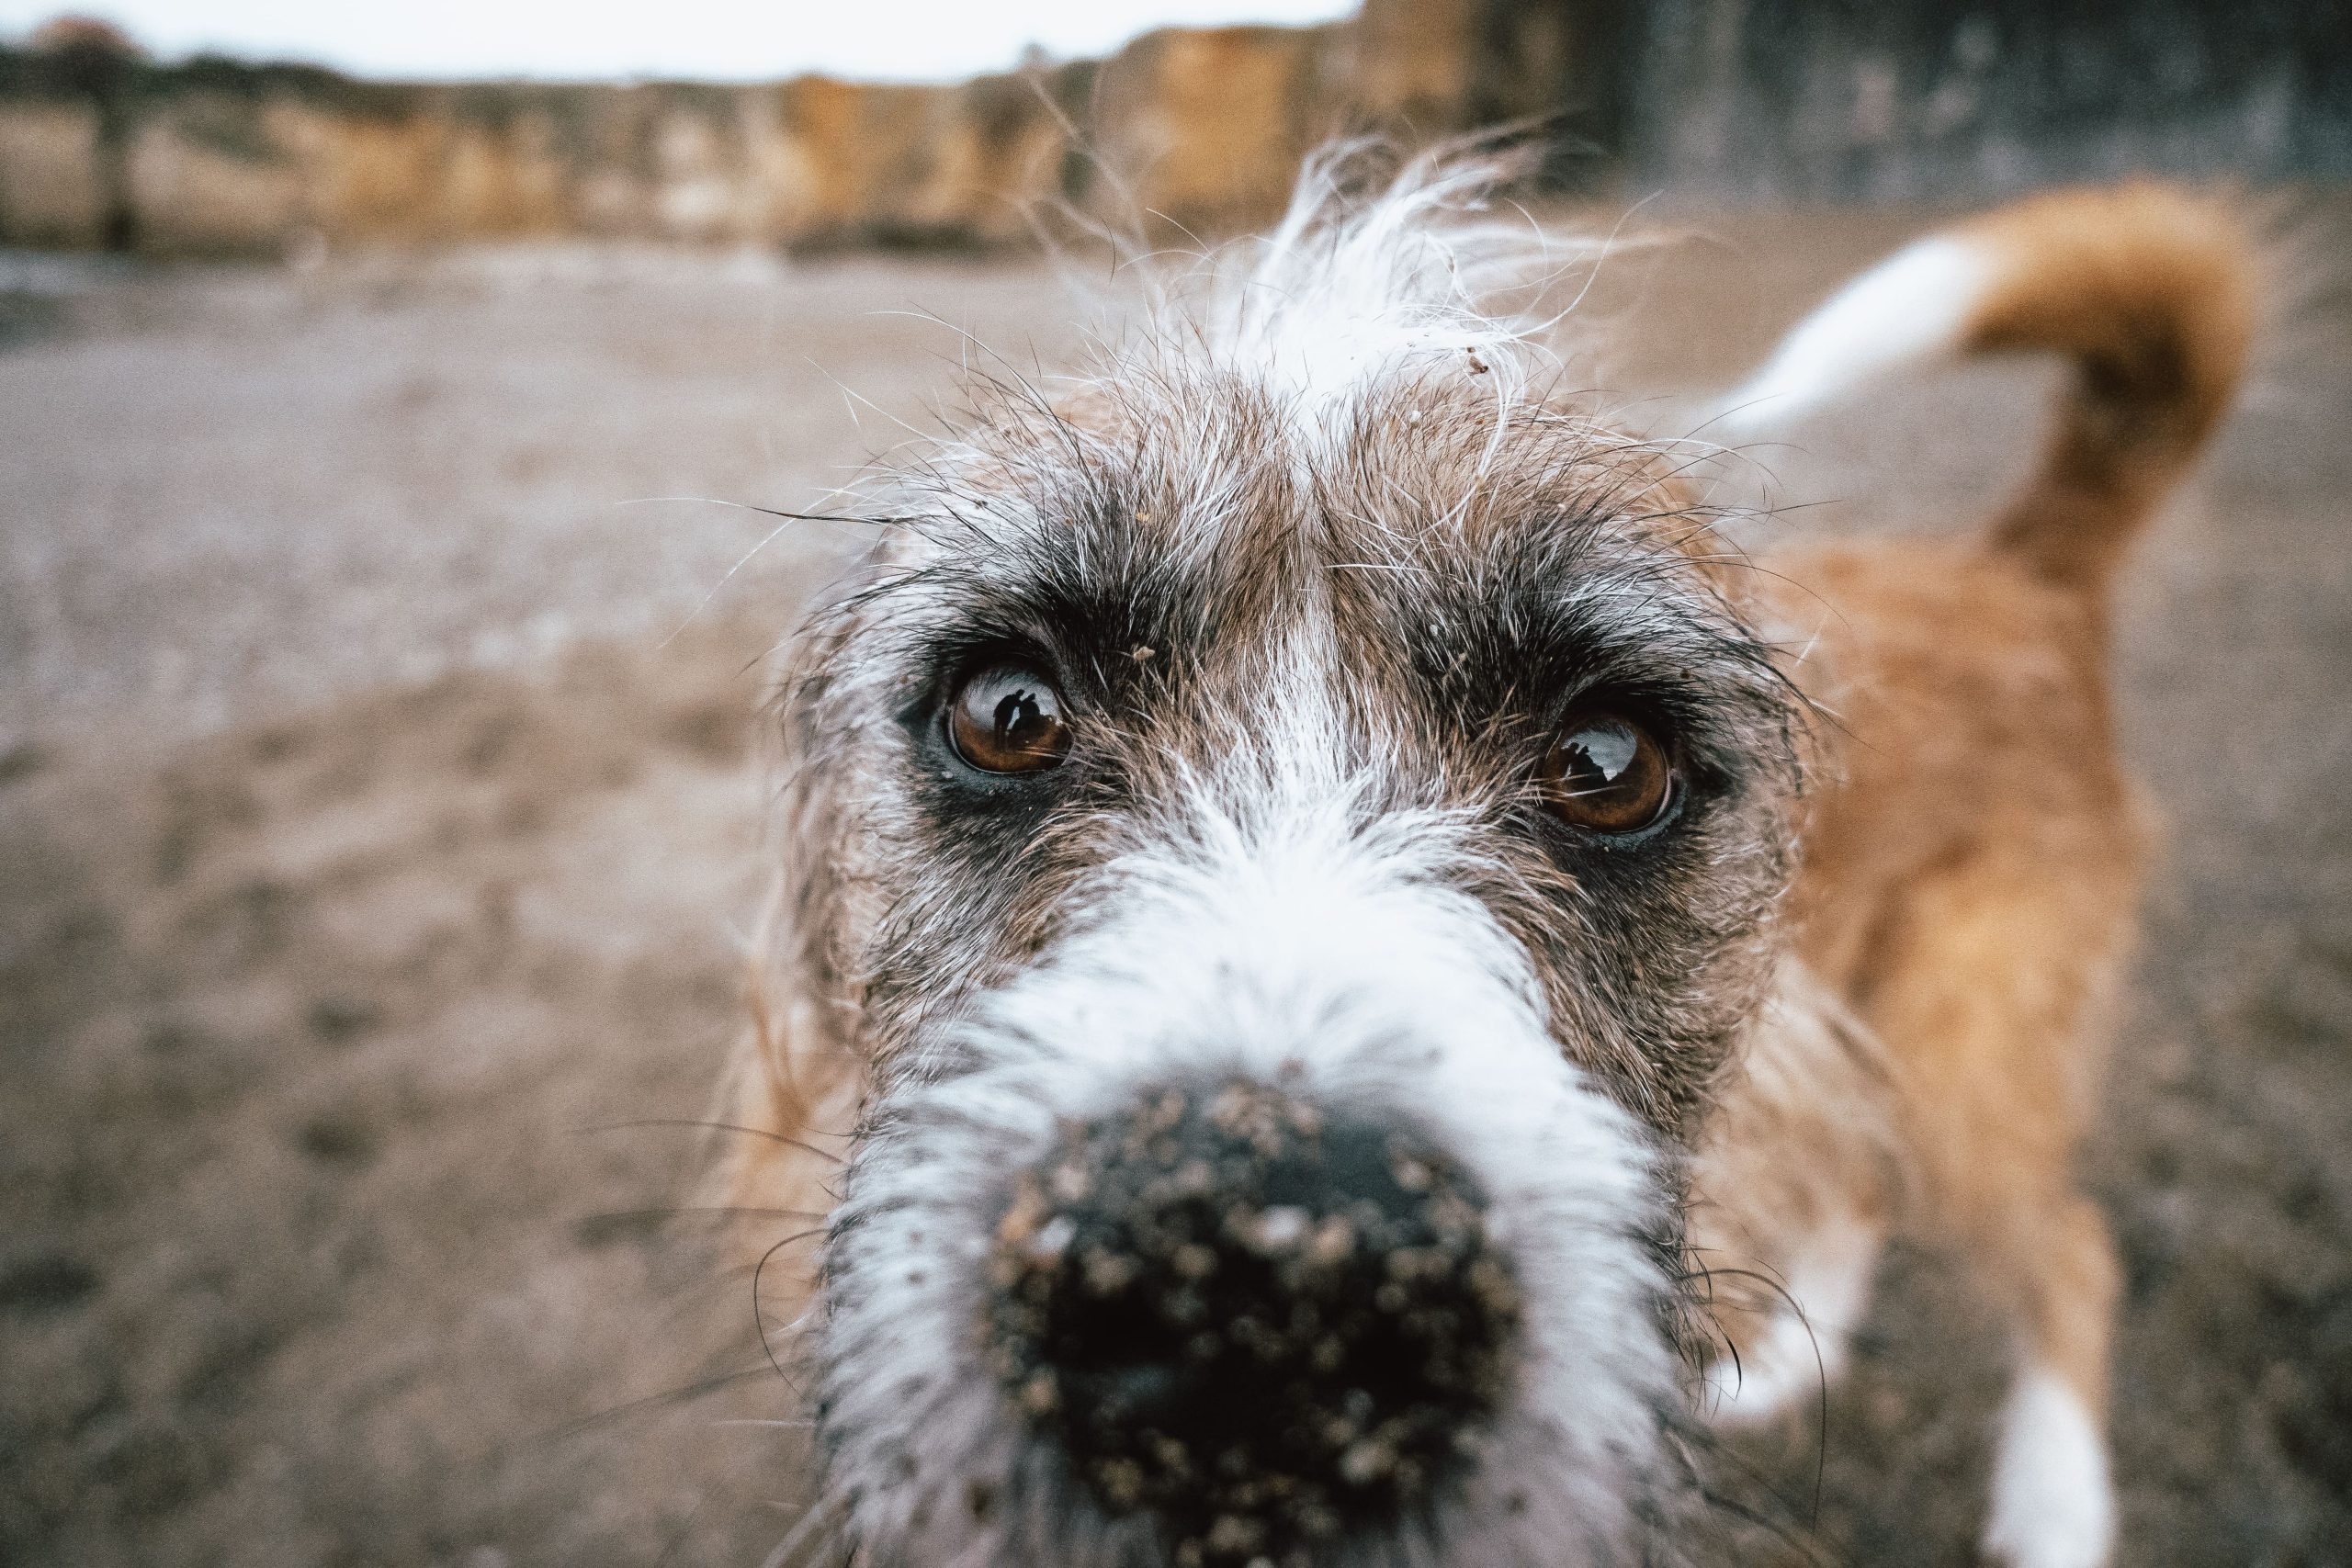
(710, 886), (864, 1281)
(1684, 961), (1905, 1380)
(1687, 960), (1905, 1260)
(707, 606), (877, 1279)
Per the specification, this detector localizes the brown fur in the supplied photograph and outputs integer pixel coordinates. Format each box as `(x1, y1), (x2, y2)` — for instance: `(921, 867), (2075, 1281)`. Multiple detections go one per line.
(722, 172), (2256, 1557)
(1695, 181), (2255, 1432)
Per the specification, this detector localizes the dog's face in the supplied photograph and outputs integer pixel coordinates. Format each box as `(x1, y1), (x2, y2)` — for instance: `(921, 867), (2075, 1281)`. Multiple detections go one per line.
(763, 155), (1804, 1567)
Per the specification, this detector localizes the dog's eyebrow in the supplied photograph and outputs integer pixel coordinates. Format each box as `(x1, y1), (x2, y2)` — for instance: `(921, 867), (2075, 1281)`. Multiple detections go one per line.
(1327, 503), (1785, 765)
(898, 500), (1233, 694)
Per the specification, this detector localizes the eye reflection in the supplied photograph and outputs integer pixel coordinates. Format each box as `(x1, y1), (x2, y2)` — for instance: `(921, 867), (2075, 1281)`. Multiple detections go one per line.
(948, 663), (1070, 773)
(1540, 710), (1675, 834)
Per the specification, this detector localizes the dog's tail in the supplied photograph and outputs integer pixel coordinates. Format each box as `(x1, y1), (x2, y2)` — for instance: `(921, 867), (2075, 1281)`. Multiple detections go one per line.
(1725, 183), (2256, 594)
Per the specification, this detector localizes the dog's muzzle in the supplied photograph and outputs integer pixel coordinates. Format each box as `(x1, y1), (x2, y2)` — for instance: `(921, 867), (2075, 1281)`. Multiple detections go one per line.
(982, 1074), (1521, 1563)
(810, 808), (1677, 1567)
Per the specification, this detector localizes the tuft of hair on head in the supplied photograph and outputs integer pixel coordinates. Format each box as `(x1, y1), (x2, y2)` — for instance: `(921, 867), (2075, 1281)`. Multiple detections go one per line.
(1153, 133), (1607, 422)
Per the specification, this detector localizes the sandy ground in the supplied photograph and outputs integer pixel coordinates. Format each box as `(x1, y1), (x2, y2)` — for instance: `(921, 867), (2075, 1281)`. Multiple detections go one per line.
(2, 200), (2348, 1566)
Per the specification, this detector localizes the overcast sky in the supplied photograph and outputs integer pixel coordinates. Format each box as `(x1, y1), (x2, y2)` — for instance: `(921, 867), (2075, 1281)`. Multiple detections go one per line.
(0, 1), (1356, 82)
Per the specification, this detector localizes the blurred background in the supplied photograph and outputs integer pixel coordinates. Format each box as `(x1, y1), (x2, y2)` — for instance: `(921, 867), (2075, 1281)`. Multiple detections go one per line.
(1, 3), (2347, 1564)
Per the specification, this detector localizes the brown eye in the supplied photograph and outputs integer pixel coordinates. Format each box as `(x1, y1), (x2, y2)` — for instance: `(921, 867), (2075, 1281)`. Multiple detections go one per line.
(948, 662), (1071, 773)
(1539, 709), (1675, 834)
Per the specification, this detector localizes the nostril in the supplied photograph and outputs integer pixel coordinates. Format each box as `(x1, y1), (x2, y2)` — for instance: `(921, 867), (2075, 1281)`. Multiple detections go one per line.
(985, 1076), (1521, 1564)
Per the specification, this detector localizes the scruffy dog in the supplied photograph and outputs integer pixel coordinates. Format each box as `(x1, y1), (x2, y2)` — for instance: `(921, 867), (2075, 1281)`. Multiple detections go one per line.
(722, 145), (2251, 1568)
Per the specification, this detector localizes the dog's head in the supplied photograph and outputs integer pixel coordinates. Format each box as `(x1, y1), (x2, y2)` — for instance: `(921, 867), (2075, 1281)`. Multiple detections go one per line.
(749, 146), (1804, 1567)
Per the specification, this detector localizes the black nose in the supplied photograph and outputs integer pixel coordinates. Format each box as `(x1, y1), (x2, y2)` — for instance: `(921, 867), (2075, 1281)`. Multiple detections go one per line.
(985, 1075), (1521, 1566)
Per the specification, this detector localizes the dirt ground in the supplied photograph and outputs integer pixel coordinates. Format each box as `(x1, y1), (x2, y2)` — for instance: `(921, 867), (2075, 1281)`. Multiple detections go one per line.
(2, 197), (2347, 1567)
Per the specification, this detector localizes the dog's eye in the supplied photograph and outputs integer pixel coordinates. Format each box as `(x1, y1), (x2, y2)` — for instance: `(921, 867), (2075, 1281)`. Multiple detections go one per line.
(947, 662), (1071, 773)
(1540, 709), (1675, 834)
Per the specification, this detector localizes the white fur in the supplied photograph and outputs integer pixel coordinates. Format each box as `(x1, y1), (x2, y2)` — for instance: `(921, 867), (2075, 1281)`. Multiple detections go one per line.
(1717, 235), (1996, 434)
(817, 774), (1676, 1567)
(1983, 1365), (2116, 1568)
(1703, 1210), (1884, 1426)
(1192, 144), (1593, 446)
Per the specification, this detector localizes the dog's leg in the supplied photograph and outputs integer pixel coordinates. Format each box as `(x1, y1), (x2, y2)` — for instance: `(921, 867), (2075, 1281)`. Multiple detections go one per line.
(1703, 1206), (1885, 1427)
(1833, 837), (2134, 1568)
(1980, 1190), (2120, 1568)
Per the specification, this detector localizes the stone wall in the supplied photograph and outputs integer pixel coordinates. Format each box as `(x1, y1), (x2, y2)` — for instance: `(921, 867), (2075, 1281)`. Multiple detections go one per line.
(2, 0), (2345, 257)
(0, 12), (1451, 257)
(0, 50), (1103, 255)
(1624, 0), (2352, 202)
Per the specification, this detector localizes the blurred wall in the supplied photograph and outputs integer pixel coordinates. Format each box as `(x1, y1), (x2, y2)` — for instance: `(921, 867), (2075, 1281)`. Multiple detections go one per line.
(0, 47), (1104, 254)
(0, 15), (1431, 257)
(1, 0), (2345, 257)
(1627, 0), (2352, 200)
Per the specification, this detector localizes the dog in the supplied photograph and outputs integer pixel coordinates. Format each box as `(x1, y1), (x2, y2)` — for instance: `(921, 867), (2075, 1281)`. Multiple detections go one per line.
(718, 144), (2253, 1568)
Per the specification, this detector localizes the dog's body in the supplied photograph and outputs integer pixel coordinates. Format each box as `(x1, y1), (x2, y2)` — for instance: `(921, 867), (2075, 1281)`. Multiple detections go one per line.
(724, 156), (2252, 1568)
(1692, 184), (2251, 1566)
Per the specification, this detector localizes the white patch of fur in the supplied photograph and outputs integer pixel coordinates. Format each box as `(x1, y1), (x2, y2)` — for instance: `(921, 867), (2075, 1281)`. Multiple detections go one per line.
(1717, 235), (1995, 433)
(1192, 144), (1593, 445)
(816, 784), (1675, 1566)
(1702, 1209), (1883, 1426)
(1983, 1366), (2116, 1568)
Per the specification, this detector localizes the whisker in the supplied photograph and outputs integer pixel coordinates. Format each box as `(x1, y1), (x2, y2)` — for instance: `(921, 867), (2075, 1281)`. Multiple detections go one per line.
(1679, 1258), (1836, 1521)
(616, 496), (908, 530)
(761, 1488), (849, 1568)
(753, 1226), (830, 1383)
(529, 1365), (779, 1447)
(577, 1118), (848, 1167)
(576, 1204), (827, 1227)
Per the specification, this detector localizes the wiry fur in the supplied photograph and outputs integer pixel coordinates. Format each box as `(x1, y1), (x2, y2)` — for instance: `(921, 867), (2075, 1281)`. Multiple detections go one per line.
(722, 144), (2255, 1568)
(821, 799), (1677, 1566)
